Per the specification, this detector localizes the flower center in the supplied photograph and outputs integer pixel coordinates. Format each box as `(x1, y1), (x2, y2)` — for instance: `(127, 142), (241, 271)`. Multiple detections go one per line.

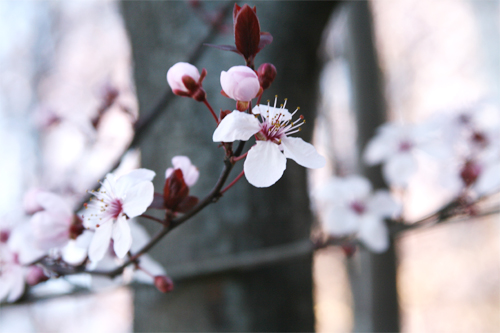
(350, 201), (366, 215)
(257, 97), (306, 144)
(398, 140), (413, 152)
(107, 199), (124, 219)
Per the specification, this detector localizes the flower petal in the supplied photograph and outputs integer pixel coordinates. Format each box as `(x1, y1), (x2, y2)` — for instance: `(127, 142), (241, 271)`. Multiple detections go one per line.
(36, 192), (73, 217)
(115, 169), (156, 197)
(383, 152), (417, 186)
(358, 214), (389, 253)
(475, 161), (500, 195)
(366, 190), (401, 218)
(212, 111), (261, 142)
(88, 221), (113, 262)
(252, 104), (292, 122)
(122, 181), (154, 218)
(281, 137), (325, 169)
(7, 269), (25, 302)
(244, 141), (286, 187)
(112, 216), (133, 259)
(323, 206), (360, 235)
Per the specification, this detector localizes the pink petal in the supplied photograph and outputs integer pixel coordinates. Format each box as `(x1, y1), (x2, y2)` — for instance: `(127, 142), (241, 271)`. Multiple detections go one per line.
(366, 190), (401, 218)
(212, 111), (260, 142)
(357, 215), (389, 253)
(88, 221), (113, 262)
(281, 137), (325, 169)
(112, 216), (133, 259)
(165, 156), (199, 187)
(323, 206), (360, 235)
(115, 169), (155, 197)
(383, 153), (417, 186)
(167, 62), (200, 92)
(122, 181), (154, 218)
(243, 141), (286, 187)
(7, 268), (25, 302)
(37, 192), (73, 217)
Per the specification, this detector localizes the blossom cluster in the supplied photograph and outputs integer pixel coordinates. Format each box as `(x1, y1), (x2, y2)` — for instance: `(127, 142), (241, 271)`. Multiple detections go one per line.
(314, 101), (500, 253)
(1, 3), (325, 303)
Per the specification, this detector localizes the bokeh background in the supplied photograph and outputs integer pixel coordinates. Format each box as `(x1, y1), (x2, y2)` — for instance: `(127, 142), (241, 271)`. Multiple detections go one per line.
(0, 1), (498, 332)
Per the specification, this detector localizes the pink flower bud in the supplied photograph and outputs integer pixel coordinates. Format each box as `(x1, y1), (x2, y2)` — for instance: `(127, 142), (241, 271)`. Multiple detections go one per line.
(220, 66), (260, 102)
(154, 275), (174, 293)
(23, 188), (44, 215)
(26, 266), (49, 286)
(167, 63), (206, 101)
(257, 63), (277, 90)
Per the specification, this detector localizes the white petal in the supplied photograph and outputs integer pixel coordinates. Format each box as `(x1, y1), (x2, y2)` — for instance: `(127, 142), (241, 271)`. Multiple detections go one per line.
(475, 162), (500, 195)
(323, 206), (360, 235)
(281, 137), (325, 169)
(357, 214), (389, 253)
(212, 111), (261, 142)
(252, 104), (292, 122)
(88, 222), (113, 262)
(366, 190), (401, 218)
(383, 152), (417, 187)
(37, 192), (73, 217)
(168, 156), (199, 186)
(244, 141), (287, 187)
(7, 269), (25, 302)
(122, 181), (154, 218)
(363, 124), (401, 165)
(115, 169), (155, 197)
(112, 216), (133, 259)
(342, 175), (372, 201)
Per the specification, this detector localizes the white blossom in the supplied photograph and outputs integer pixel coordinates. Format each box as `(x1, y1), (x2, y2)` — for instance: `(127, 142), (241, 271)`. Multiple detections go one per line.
(314, 175), (401, 253)
(165, 156), (199, 186)
(213, 98), (325, 187)
(84, 169), (155, 262)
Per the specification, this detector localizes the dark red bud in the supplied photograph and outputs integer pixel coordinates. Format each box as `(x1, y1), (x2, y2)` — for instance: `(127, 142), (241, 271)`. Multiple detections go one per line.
(26, 266), (49, 286)
(154, 275), (174, 293)
(69, 215), (85, 240)
(460, 160), (482, 187)
(0, 230), (10, 243)
(176, 196), (199, 213)
(341, 244), (357, 258)
(257, 63), (277, 90)
(234, 4), (261, 62)
(164, 169), (190, 210)
(181, 75), (199, 92)
(192, 88), (207, 102)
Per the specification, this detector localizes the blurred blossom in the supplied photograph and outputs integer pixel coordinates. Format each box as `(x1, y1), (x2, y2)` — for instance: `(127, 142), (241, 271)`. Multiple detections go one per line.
(363, 122), (444, 187)
(314, 175), (401, 253)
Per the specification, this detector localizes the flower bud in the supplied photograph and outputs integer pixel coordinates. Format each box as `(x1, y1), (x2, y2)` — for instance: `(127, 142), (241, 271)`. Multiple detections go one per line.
(167, 62), (207, 101)
(154, 275), (174, 293)
(26, 266), (49, 286)
(257, 63), (277, 90)
(460, 160), (482, 186)
(220, 66), (260, 102)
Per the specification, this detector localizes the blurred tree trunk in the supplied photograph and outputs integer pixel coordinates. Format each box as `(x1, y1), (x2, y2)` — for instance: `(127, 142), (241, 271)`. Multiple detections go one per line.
(120, 1), (337, 331)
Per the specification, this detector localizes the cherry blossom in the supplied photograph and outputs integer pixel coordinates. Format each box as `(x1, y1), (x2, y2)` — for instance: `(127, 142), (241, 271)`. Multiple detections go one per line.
(30, 192), (83, 250)
(363, 122), (438, 187)
(167, 62), (201, 94)
(84, 169), (155, 262)
(213, 98), (325, 187)
(220, 65), (260, 102)
(0, 245), (26, 303)
(314, 175), (401, 253)
(165, 156), (199, 187)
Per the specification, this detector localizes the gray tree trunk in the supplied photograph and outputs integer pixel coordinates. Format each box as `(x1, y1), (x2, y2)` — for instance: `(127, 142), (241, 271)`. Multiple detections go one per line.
(120, 1), (336, 331)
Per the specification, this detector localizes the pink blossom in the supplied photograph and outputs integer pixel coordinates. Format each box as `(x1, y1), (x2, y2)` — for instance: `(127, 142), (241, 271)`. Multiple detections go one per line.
(220, 66), (260, 102)
(166, 62), (200, 93)
(314, 176), (401, 253)
(84, 169), (155, 262)
(213, 98), (325, 187)
(165, 156), (199, 187)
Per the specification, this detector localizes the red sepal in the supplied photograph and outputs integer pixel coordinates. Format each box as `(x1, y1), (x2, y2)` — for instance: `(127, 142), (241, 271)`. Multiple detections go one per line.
(176, 196), (199, 213)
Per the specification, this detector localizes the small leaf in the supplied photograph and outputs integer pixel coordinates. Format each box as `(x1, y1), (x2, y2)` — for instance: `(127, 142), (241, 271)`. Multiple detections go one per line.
(204, 43), (242, 55)
(258, 32), (273, 51)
